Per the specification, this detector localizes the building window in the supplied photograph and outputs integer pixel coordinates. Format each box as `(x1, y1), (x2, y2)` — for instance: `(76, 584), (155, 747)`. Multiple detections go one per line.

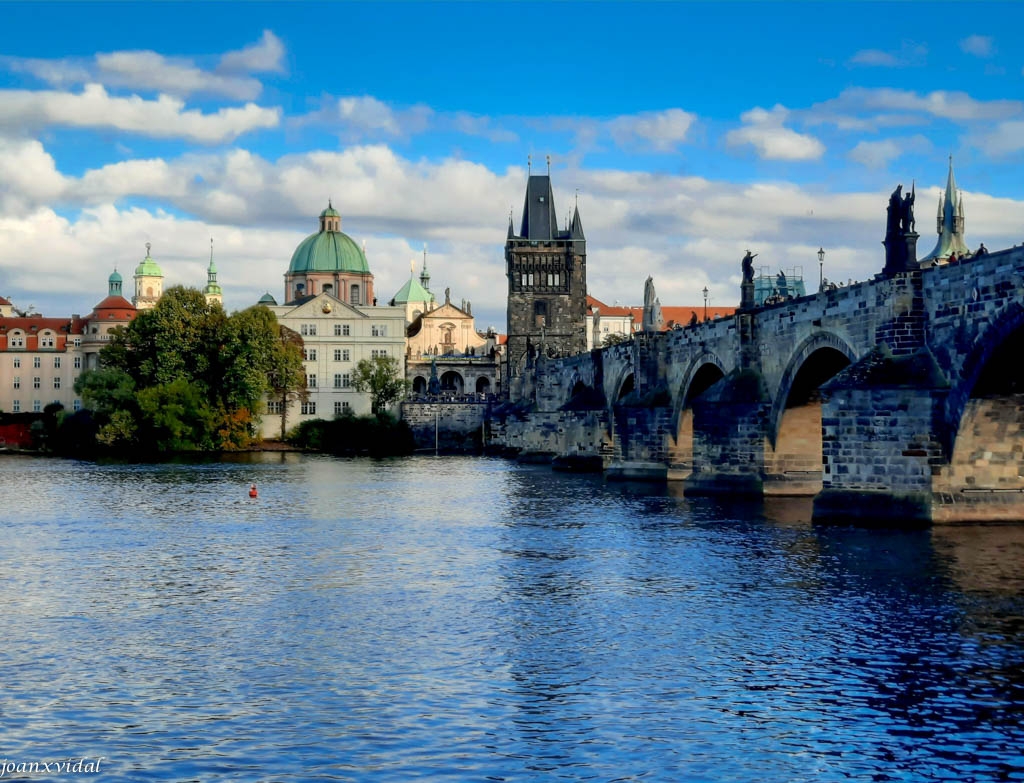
(10, 334), (24, 348)
(53, 357), (61, 369)
(334, 324), (342, 336)
(350, 284), (360, 305)
(53, 377), (61, 389)
(334, 401), (344, 415)
(333, 374), (343, 388)
(12, 376), (19, 389)
(33, 377), (40, 389)
(309, 324), (317, 336)
(267, 400), (283, 415)
(333, 349), (342, 362)
(33, 357), (41, 369)
(40, 335), (54, 348)
(303, 348), (317, 361)
(307, 374), (317, 388)
(547, 272), (560, 287)
(343, 349), (350, 361)
(13, 358), (20, 369)
(73, 399), (81, 412)
(371, 325), (386, 337)
(74, 356), (81, 369)
(32, 400), (41, 412)
(343, 324), (350, 336)
(301, 401), (317, 415)
(371, 349), (388, 359)
(73, 338), (81, 347)
(12, 400), (19, 413)
(301, 324), (318, 336)
(342, 373), (351, 388)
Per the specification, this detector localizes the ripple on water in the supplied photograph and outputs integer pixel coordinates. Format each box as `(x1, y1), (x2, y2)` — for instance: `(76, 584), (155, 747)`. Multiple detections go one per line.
(0, 454), (1023, 781)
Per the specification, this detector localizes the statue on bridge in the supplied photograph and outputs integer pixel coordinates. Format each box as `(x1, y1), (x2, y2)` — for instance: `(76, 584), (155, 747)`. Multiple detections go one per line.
(740, 250), (758, 310)
(642, 276), (664, 332)
(883, 182), (919, 277)
(742, 250), (757, 283)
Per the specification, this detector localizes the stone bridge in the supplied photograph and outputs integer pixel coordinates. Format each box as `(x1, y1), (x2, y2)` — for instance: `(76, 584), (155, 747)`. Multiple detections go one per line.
(492, 244), (1024, 523)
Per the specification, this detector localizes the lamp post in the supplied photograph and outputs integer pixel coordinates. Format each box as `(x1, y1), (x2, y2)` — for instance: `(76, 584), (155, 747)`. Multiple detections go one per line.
(702, 286), (709, 321)
(818, 247), (825, 292)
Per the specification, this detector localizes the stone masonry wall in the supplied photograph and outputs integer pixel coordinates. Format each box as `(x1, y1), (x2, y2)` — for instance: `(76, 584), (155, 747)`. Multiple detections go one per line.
(402, 402), (488, 451)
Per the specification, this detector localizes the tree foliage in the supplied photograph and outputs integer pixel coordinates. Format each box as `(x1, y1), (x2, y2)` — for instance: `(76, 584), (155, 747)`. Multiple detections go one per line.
(266, 324), (308, 439)
(71, 288), (302, 453)
(352, 355), (410, 415)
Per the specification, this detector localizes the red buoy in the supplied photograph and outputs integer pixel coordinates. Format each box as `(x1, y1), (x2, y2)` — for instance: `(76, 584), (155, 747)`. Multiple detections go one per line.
(249, 483), (258, 498)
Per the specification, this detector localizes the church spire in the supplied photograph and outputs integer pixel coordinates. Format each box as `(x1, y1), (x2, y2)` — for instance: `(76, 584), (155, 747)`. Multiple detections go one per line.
(921, 156), (970, 263)
(419, 243), (431, 291)
(203, 237), (223, 306)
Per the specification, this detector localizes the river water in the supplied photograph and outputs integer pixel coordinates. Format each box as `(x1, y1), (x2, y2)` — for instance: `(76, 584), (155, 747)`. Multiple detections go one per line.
(1, 453), (1023, 782)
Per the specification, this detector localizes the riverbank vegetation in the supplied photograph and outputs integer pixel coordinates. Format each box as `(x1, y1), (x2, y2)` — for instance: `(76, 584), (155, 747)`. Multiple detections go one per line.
(66, 287), (305, 455)
(287, 411), (415, 456)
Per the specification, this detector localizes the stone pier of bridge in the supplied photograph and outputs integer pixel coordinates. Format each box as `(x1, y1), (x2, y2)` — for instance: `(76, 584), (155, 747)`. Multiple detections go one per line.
(492, 244), (1024, 524)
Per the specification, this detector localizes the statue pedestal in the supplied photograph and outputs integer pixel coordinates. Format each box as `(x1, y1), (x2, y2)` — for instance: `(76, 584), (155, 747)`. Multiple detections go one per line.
(904, 231), (920, 269)
(740, 281), (755, 311)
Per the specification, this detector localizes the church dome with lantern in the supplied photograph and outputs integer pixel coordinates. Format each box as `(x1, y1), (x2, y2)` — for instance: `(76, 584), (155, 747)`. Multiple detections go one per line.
(284, 203), (375, 305)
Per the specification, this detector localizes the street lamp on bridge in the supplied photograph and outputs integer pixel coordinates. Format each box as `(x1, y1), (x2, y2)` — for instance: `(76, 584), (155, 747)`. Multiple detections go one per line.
(818, 247), (825, 292)
(703, 286), (709, 321)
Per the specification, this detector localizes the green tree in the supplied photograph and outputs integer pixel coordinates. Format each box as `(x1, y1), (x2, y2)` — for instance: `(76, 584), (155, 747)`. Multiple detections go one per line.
(102, 286), (226, 393)
(266, 324), (308, 439)
(602, 332), (630, 347)
(137, 378), (215, 451)
(352, 355), (410, 416)
(219, 305), (280, 413)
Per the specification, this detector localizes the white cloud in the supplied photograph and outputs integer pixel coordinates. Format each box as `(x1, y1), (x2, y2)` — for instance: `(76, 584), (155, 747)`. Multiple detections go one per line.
(726, 106), (825, 161)
(219, 30), (286, 74)
(0, 138), (68, 214)
(848, 41), (928, 68)
(607, 108), (696, 152)
(967, 120), (1024, 156)
(847, 135), (932, 169)
(95, 50), (263, 101)
(1, 31), (285, 99)
(848, 49), (901, 67)
(959, 35), (995, 58)
(804, 88), (1023, 130)
(0, 84), (281, 142)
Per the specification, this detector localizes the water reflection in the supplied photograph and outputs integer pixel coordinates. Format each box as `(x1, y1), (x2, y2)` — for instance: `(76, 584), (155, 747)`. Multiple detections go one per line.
(0, 454), (1022, 781)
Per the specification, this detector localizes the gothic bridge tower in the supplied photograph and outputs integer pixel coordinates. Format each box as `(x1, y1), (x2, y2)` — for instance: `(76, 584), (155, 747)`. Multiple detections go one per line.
(505, 171), (587, 398)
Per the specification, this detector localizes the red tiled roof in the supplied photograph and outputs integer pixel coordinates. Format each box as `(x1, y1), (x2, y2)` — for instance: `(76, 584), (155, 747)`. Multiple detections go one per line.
(621, 305), (737, 330)
(586, 295), (636, 318)
(90, 295), (136, 320)
(0, 296), (11, 305)
(0, 316), (82, 333)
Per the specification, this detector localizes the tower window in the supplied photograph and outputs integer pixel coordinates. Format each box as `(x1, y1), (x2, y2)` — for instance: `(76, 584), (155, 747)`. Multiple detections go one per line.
(534, 300), (547, 327)
(350, 284), (360, 305)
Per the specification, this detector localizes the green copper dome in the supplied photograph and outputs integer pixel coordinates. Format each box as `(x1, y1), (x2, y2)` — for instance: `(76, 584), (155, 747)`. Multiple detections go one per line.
(258, 292), (278, 305)
(288, 229), (370, 275)
(320, 204), (341, 218)
(108, 269), (123, 284)
(135, 244), (163, 277)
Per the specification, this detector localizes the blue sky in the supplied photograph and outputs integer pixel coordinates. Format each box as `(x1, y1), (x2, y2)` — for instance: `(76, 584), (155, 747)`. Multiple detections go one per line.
(1, 1), (1023, 330)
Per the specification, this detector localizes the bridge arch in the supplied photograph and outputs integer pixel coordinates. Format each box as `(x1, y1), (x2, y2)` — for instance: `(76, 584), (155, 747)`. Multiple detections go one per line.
(765, 332), (857, 494)
(667, 353), (727, 477)
(945, 300), (1024, 455)
(669, 352), (728, 438)
(769, 332), (858, 447)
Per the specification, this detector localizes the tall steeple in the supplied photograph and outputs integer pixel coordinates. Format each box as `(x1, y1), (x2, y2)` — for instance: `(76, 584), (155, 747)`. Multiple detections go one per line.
(921, 156), (970, 263)
(204, 237), (223, 306)
(419, 243), (431, 292)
